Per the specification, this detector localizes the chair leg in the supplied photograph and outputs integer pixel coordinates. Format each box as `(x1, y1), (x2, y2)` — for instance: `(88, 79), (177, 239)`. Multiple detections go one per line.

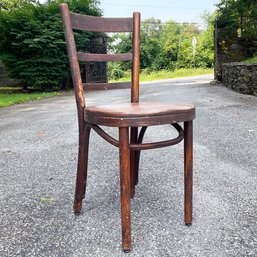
(130, 127), (138, 198)
(134, 150), (141, 186)
(119, 127), (131, 252)
(134, 126), (147, 186)
(74, 123), (91, 215)
(184, 121), (193, 226)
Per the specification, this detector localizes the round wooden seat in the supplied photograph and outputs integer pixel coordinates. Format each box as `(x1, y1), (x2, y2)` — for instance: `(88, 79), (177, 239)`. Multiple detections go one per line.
(85, 102), (195, 127)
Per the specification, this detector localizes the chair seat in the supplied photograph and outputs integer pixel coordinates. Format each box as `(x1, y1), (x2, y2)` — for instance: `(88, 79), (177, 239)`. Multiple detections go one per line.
(85, 102), (195, 127)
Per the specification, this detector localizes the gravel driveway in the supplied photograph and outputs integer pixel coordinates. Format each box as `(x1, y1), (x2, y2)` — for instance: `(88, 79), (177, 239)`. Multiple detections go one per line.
(1, 74), (257, 257)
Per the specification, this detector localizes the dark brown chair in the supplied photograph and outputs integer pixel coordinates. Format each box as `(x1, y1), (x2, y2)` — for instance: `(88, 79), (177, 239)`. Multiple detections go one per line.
(60, 3), (195, 252)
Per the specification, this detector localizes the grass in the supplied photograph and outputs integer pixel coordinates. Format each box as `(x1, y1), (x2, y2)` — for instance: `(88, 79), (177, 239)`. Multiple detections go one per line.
(0, 87), (59, 108)
(242, 55), (257, 63)
(111, 68), (213, 83)
(0, 68), (213, 107)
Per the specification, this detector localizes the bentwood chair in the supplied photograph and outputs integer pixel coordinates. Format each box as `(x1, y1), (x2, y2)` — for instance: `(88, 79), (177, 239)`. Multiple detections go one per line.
(60, 3), (195, 252)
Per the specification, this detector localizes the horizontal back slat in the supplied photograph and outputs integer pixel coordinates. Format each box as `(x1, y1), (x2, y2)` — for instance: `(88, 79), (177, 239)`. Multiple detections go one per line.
(83, 82), (131, 90)
(77, 52), (132, 62)
(70, 12), (133, 32)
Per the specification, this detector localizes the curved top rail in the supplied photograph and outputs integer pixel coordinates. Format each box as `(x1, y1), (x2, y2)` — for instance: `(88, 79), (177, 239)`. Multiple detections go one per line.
(70, 12), (133, 32)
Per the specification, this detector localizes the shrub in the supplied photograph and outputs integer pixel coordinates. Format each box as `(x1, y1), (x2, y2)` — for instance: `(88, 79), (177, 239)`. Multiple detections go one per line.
(0, 0), (101, 90)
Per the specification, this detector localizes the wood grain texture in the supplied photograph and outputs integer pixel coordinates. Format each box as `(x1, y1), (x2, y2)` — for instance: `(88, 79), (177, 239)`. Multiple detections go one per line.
(73, 124), (91, 214)
(77, 52), (132, 62)
(131, 12), (140, 103)
(130, 127), (138, 198)
(83, 82), (131, 90)
(119, 127), (131, 251)
(60, 4), (195, 251)
(70, 12), (133, 32)
(184, 121), (193, 225)
(85, 112), (195, 127)
(85, 102), (195, 126)
(86, 102), (195, 117)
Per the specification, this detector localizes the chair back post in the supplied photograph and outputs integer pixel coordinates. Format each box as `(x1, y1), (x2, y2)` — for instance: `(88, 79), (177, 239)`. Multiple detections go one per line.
(131, 12), (140, 103)
(60, 3), (85, 112)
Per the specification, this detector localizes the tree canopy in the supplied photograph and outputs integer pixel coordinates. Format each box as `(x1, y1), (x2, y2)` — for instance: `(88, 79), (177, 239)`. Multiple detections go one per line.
(216, 0), (257, 39)
(0, 0), (101, 90)
(108, 17), (214, 80)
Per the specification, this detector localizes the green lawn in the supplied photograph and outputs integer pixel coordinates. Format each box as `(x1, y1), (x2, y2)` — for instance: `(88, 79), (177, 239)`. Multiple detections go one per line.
(1, 68), (213, 107)
(0, 87), (59, 108)
(111, 68), (214, 82)
(243, 56), (257, 63)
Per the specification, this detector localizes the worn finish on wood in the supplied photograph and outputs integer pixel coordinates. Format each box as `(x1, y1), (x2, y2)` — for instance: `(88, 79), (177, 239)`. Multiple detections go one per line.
(184, 121), (193, 225)
(131, 12), (140, 103)
(83, 82), (131, 91)
(129, 123), (184, 150)
(85, 102), (195, 127)
(78, 52), (132, 62)
(86, 103), (195, 117)
(74, 124), (91, 214)
(119, 127), (131, 251)
(130, 127), (138, 198)
(134, 126), (147, 185)
(60, 3), (195, 252)
(70, 12), (133, 32)
(87, 123), (119, 147)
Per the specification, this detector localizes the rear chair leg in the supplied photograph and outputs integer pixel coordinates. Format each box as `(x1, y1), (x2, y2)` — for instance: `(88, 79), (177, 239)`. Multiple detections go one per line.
(130, 127), (138, 198)
(184, 121), (193, 225)
(119, 127), (131, 252)
(134, 126), (147, 186)
(74, 123), (91, 215)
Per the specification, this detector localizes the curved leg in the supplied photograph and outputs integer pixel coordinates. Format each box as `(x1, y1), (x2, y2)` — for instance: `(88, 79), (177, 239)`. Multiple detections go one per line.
(184, 121), (193, 225)
(119, 127), (131, 252)
(74, 123), (91, 215)
(130, 127), (138, 198)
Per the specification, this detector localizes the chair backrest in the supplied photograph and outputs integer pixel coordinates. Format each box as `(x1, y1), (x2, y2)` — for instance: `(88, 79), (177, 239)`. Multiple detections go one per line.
(60, 3), (140, 113)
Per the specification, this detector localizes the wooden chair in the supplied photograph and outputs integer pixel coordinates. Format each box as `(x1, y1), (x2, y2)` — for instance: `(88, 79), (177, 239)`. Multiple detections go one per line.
(60, 3), (195, 252)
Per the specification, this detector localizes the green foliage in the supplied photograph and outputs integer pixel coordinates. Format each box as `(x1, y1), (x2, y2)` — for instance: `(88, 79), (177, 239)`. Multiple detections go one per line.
(140, 18), (163, 70)
(0, 0), (38, 10)
(111, 68), (213, 83)
(108, 16), (214, 80)
(0, 0), (101, 90)
(216, 0), (257, 39)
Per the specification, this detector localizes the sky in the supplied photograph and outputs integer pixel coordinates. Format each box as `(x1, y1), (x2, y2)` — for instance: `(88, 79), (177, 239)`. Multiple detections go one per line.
(100, 0), (220, 26)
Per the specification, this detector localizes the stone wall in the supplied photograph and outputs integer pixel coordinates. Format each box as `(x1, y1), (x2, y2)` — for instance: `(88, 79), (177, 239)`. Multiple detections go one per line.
(222, 62), (257, 95)
(214, 25), (257, 81)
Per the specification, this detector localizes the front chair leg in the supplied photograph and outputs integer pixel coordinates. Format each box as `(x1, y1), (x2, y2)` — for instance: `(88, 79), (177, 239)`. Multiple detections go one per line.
(74, 123), (91, 215)
(184, 120), (193, 226)
(119, 127), (131, 252)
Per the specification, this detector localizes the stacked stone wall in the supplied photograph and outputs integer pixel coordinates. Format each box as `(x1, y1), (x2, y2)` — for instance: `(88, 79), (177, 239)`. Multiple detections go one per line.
(222, 62), (257, 95)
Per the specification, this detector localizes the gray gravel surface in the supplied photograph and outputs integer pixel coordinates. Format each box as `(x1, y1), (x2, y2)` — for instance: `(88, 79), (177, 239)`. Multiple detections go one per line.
(1, 74), (257, 257)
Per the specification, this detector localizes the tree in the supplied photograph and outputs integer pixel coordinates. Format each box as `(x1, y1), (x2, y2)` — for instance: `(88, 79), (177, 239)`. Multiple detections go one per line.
(140, 17), (163, 70)
(161, 21), (182, 69)
(216, 0), (257, 39)
(108, 14), (214, 79)
(0, 0), (38, 10)
(0, 0), (101, 90)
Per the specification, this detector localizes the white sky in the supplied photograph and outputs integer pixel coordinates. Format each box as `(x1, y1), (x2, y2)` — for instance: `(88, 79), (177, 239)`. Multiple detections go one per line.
(39, 0), (220, 26)
(100, 0), (220, 26)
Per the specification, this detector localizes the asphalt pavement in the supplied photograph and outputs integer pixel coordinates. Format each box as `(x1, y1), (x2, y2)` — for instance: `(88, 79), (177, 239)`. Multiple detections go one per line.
(1, 74), (257, 256)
